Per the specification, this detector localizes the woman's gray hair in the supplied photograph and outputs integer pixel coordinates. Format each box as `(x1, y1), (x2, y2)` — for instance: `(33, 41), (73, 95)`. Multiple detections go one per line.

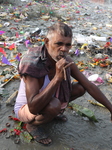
(47, 22), (72, 38)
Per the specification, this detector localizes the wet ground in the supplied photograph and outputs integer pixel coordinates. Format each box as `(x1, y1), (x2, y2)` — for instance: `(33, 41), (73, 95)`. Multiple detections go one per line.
(0, 0), (112, 150)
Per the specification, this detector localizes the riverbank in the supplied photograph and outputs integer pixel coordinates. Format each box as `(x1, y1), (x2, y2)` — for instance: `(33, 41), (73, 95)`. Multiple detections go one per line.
(0, 0), (112, 150)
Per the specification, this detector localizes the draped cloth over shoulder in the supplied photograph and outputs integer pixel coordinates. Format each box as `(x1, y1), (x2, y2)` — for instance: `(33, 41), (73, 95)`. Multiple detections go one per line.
(18, 45), (72, 103)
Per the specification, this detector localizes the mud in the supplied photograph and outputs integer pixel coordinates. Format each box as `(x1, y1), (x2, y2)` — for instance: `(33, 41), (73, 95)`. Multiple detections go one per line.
(0, 0), (112, 150)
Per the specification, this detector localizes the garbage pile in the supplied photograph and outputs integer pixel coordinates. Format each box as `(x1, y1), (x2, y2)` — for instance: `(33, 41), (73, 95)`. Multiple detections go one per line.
(0, 0), (112, 96)
(0, 0), (112, 147)
(0, 0), (112, 93)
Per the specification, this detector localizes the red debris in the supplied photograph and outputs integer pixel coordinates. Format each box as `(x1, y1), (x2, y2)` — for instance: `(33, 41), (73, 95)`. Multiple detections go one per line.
(104, 42), (111, 48)
(22, 123), (27, 130)
(8, 116), (20, 122)
(13, 129), (21, 135)
(0, 128), (7, 133)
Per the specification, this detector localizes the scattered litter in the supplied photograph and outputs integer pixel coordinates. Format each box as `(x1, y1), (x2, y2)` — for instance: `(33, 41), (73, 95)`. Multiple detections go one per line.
(68, 103), (98, 122)
(88, 100), (105, 107)
(105, 69), (112, 83)
(5, 90), (18, 105)
(0, 0), (112, 147)
(88, 74), (99, 82)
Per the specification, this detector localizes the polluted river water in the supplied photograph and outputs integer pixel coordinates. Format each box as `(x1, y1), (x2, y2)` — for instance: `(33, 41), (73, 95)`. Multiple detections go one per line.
(0, 0), (112, 150)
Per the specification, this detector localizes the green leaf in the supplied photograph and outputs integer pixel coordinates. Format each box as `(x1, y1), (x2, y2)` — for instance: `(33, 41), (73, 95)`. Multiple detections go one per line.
(16, 121), (23, 130)
(69, 103), (98, 122)
(20, 131), (33, 143)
